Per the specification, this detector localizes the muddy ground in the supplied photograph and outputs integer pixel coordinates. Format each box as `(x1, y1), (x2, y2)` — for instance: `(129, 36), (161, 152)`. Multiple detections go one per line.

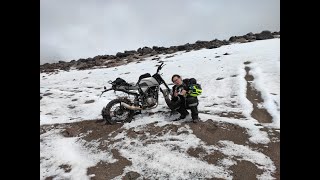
(41, 117), (279, 180)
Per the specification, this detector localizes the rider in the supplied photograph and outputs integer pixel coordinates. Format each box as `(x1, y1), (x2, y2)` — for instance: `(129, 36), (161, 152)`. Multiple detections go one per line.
(170, 74), (200, 123)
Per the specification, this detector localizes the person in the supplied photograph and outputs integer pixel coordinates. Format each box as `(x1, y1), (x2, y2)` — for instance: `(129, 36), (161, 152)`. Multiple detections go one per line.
(169, 74), (200, 123)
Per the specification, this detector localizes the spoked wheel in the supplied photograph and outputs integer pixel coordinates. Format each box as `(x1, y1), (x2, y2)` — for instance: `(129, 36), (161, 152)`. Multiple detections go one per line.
(102, 98), (135, 124)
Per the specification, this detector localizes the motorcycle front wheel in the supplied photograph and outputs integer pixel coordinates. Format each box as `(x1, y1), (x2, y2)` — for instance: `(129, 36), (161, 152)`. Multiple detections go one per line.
(102, 98), (135, 124)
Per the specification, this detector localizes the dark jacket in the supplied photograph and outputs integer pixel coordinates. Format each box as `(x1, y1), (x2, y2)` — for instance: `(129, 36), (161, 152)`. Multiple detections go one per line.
(171, 78), (199, 119)
(171, 78), (197, 101)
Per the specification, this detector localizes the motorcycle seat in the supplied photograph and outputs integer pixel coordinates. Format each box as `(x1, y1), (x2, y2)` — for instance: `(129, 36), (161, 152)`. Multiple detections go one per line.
(117, 84), (140, 90)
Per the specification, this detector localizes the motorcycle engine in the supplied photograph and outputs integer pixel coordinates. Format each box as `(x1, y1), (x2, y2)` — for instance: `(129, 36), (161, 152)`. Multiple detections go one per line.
(143, 86), (158, 107)
(146, 97), (157, 107)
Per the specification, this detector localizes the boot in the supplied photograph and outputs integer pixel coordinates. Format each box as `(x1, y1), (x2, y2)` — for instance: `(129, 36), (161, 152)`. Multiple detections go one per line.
(173, 111), (189, 121)
(192, 117), (200, 123)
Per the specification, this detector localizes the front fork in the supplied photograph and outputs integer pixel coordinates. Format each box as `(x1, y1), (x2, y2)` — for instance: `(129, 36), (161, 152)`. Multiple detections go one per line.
(160, 87), (175, 110)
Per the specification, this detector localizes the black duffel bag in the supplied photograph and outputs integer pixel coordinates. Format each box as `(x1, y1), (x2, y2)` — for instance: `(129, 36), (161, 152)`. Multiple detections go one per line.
(111, 77), (132, 88)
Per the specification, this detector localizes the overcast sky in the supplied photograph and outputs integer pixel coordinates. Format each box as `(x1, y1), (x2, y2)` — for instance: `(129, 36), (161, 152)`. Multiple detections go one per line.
(40, 0), (280, 64)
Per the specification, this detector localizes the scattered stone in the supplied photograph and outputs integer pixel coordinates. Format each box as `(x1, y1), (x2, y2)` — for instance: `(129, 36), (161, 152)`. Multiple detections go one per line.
(43, 93), (53, 96)
(85, 100), (95, 104)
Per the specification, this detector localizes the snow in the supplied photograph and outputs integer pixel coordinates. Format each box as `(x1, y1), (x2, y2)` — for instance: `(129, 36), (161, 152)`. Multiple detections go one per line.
(219, 140), (276, 180)
(40, 39), (280, 128)
(40, 38), (280, 179)
(110, 124), (275, 179)
(218, 158), (237, 168)
(40, 130), (116, 180)
(111, 124), (233, 179)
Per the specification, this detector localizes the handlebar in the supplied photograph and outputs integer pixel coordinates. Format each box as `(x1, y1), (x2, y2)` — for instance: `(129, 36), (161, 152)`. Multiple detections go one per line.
(156, 62), (165, 74)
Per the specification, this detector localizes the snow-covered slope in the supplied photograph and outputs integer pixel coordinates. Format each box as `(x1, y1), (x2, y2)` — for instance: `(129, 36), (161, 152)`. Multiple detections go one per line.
(40, 39), (279, 126)
(40, 38), (280, 179)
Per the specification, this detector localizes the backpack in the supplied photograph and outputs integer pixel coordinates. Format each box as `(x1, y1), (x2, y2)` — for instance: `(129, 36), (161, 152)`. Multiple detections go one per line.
(183, 78), (202, 97)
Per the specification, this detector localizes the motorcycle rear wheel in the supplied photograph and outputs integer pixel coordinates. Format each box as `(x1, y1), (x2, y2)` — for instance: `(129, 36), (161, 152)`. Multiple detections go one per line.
(102, 98), (135, 124)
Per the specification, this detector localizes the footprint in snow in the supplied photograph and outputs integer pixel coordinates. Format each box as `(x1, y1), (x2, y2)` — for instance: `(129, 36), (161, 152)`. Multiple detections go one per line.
(85, 100), (95, 104)
(68, 105), (76, 109)
(43, 93), (53, 96)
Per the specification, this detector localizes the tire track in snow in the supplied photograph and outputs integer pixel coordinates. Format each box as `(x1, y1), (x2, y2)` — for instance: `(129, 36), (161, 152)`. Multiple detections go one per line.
(244, 62), (272, 123)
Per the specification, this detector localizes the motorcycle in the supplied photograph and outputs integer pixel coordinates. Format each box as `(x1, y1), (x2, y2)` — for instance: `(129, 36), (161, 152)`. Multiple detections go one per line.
(100, 62), (173, 124)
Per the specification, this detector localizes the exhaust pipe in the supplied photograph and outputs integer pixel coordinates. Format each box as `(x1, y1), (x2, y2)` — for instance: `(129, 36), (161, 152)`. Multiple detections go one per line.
(120, 102), (142, 110)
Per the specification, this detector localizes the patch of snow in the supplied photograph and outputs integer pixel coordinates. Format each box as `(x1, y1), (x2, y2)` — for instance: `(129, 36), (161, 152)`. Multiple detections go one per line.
(40, 130), (116, 180)
(219, 140), (276, 180)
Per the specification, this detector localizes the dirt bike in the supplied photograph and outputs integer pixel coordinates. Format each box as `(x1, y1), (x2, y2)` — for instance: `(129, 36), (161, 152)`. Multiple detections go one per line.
(100, 63), (173, 124)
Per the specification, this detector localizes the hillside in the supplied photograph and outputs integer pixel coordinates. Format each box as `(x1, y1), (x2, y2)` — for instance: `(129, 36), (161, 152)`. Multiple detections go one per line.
(40, 37), (280, 179)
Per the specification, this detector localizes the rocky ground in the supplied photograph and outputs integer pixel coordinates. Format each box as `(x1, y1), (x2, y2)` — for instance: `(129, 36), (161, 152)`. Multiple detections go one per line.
(40, 30), (280, 73)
